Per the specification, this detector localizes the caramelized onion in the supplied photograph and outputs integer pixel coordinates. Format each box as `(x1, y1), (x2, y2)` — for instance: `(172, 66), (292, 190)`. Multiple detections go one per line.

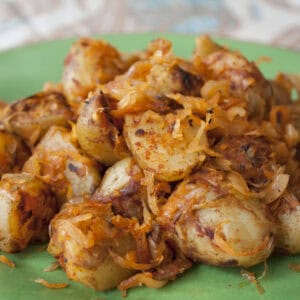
(0, 255), (15, 268)
(34, 278), (68, 289)
(214, 224), (273, 257)
(118, 272), (167, 296)
(264, 173), (289, 204)
(43, 261), (60, 272)
(109, 250), (154, 271)
(240, 269), (265, 294)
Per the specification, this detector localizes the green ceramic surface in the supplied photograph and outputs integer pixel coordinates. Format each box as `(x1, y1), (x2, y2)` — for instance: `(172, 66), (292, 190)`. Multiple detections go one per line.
(0, 33), (300, 300)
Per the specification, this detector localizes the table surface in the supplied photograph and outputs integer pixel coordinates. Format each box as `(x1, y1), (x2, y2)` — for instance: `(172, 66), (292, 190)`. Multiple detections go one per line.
(1, 0), (300, 52)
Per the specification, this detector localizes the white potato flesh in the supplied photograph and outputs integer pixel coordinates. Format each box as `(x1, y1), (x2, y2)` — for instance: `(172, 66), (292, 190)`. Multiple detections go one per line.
(48, 202), (135, 291)
(0, 173), (57, 253)
(124, 110), (206, 181)
(159, 169), (274, 267)
(275, 192), (300, 254)
(97, 157), (133, 197)
(92, 157), (145, 221)
(23, 126), (101, 204)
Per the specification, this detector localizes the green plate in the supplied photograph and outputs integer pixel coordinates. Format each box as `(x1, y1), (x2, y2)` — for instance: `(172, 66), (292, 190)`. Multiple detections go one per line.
(0, 33), (300, 300)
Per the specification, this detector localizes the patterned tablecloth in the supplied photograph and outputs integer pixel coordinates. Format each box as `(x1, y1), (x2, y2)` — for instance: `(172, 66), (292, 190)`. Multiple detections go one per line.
(1, 0), (300, 51)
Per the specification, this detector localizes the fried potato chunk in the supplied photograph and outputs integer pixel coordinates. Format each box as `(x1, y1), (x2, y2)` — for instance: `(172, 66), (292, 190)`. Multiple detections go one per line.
(124, 110), (207, 181)
(76, 93), (129, 166)
(23, 126), (101, 204)
(274, 191), (300, 254)
(0, 130), (30, 177)
(1, 91), (73, 148)
(159, 168), (274, 267)
(48, 201), (136, 291)
(104, 57), (202, 104)
(0, 173), (57, 253)
(197, 42), (272, 119)
(62, 38), (127, 111)
(92, 157), (145, 221)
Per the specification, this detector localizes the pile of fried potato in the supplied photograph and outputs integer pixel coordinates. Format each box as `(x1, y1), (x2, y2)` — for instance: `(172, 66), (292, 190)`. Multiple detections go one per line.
(0, 36), (300, 294)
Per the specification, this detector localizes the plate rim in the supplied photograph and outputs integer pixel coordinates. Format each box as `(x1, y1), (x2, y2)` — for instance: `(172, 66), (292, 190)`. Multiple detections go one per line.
(1, 32), (299, 56)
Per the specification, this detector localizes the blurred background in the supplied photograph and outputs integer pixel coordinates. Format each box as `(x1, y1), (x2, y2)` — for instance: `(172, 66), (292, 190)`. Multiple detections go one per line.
(1, 0), (300, 51)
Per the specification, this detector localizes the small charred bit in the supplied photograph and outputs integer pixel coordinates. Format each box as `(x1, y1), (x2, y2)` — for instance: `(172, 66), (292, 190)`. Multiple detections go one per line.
(107, 130), (116, 148)
(194, 222), (215, 239)
(204, 227), (214, 240)
(68, 163), (78, 173)
(80, 40), (89, 47)
(294, 143), (300, 161)
(274, 247), (291, 256)
(276, 110), (282, 124)
(219, 259), (238, 267)
(135, 129), (146, 137)
(172, 66), (203, 95)
(241, 143), (250, 152)
(98, 92), (118, 111)
(164, 97), (184, 111)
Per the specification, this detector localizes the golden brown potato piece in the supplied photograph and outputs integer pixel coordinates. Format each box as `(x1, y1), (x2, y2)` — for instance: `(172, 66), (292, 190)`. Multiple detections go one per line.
(200, 49), (272, 119)
(124, 110), (207, 181)
(146, 63), (202, 98)
(76, 93), (129, 166)
(104, 59), (202, 105)
(0, 173), (57, 253)
(92, 157), (145, 221)
(159, 168), (274, 267)
(102, 38), (203, 114)
(274, 191), (300, 254)
(1, 91), (73, 148)
(48, 201), (136, 291)
(0, 130), (30, 177)
(23, 126), (101, 205)
(62, 38), (127, 111)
